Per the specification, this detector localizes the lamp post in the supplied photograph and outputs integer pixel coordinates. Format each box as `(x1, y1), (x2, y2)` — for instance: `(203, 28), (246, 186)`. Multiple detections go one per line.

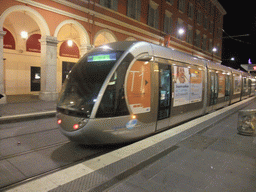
(221, 57), (236, 68)
(212, 47), (217, 61)
(178, 28), (185, 35)
(222, 57), (235, 61)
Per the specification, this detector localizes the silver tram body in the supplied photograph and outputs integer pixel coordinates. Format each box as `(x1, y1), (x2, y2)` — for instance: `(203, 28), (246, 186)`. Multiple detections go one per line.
(57, 41), (255, 145)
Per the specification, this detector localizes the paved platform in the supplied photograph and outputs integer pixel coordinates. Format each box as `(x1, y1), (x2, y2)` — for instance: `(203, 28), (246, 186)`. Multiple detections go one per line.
(0, 95), (56, 123)
(1, 95), (256, 192)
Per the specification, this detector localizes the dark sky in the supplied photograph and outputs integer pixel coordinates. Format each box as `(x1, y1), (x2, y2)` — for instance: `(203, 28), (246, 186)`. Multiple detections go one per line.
(218, 1), (256, 70)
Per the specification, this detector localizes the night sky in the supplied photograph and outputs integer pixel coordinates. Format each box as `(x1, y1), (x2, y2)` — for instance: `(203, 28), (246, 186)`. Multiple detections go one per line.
(218, 1), (256, 70)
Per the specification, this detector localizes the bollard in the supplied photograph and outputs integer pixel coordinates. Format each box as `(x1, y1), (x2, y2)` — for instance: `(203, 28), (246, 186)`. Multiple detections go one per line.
(237, 109), (256, 136)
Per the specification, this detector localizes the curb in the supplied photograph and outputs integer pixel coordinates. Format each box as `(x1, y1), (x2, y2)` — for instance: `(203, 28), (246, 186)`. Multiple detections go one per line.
(0, 110), (56, 124)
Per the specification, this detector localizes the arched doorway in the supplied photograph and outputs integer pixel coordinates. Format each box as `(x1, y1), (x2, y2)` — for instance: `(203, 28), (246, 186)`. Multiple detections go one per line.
(55, 20), (90, 92)
(0, 5), (50, 101)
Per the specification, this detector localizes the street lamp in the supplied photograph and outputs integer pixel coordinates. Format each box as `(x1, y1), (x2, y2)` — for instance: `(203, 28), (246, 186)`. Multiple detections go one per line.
(212, 47), (217, 52)
(20, 31), (28, 39)
(178, 28), (185, 35)
(20, 11), (28, 39)
(67, 39), (73, 47)
(222, 57), (235, 62)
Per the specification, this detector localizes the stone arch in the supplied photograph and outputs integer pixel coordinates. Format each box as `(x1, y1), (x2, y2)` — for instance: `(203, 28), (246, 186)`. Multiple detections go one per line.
(94, 29), (117, 47)
(54, 19), (90, 45)
(0, 5), (50, 36)
(55, 20), (92, 93)
(0, 5), (52, 99)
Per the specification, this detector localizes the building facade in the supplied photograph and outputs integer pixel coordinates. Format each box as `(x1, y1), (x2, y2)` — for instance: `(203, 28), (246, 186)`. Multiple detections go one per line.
(0, 0), (226, 103)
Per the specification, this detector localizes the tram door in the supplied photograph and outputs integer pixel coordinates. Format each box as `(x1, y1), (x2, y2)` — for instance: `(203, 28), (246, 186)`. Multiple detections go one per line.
(158, 64), (171, 120)
(248, 79), (252, 96)
(156, 63), (171, 131)
(210, 72), (218, 105)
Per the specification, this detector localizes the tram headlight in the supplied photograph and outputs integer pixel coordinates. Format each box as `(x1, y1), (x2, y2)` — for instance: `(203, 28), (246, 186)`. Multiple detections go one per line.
(73, 119), (88, 130)
(57, 119), (62, 124)
(73, 124), (79, 130)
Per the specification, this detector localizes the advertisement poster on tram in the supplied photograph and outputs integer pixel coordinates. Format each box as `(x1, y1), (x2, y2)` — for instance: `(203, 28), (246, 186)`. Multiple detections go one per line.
(173, 66), (190, 106)
(127, 61), (151, 114)
(218, 73), (225, 97)
(173, 66), (203, 106)
(190, 68), (203, 103)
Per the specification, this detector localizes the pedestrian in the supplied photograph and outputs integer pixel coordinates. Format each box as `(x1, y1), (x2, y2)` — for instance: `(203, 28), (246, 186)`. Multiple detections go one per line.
(0, 94), (3, 117)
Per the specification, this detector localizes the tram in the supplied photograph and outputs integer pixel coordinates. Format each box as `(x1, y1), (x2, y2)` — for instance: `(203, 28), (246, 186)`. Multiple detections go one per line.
(56, 41), (255, 145)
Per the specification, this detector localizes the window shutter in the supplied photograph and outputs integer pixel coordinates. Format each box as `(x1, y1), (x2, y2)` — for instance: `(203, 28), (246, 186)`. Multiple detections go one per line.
(127, 0), (132, 17)
(112, 0), (118, 11)
(100, 0), (104, 6)
(188, 3), (194, 19)
(164, 15), (168, 33)
(168, 17), (172, 34)
(198, 34), (201, 48)
(155, 8), (159, 29)
(186, 28), (189, 43)
(189, 28), (193, 44)
(148, 6), (154, 27)
(137, 0), (141, 21)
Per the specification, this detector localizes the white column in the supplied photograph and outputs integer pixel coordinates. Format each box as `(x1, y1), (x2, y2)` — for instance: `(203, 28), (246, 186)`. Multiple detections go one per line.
(39, 35), (59, 101)
(0, 31), (6, 104)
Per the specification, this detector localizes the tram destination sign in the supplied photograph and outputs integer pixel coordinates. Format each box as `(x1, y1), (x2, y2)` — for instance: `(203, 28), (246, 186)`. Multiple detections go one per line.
(88, 53), (116, 62)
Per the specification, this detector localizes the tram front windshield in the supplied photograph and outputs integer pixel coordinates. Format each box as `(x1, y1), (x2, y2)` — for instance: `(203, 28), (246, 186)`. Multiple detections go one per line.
(57, 51), (123, 118)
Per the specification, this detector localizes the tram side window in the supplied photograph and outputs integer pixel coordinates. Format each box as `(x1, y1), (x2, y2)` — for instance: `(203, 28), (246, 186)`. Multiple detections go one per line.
(209, 72), (218, 105)
(243, 78), (248, 94)
(248, 79), (252, 95)
(158, 64), (171, 120)
(214, 73), (218, 99)
(96, 55), (133, 118)
(233, 75), (241, 95)
(225, 75), (231, 99)
(209, 73), (213, 105)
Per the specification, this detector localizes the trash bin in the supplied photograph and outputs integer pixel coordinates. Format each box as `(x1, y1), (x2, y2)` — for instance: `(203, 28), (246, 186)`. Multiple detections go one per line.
(237, 109), (256, 136)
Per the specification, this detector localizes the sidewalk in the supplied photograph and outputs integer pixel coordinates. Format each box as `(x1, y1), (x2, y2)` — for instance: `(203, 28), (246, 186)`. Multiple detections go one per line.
(0, 95), (57, 122)
(4, 96), (256, 192)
